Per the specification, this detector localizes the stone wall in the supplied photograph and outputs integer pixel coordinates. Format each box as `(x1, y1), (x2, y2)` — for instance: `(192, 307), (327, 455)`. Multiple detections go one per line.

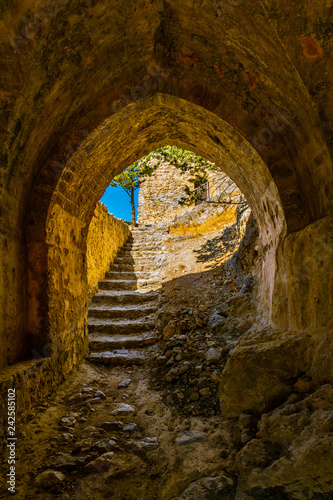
(138, 161), (192, 226)
(87, 202), (130, 299)
(138, 160), (240, 227)
(0, 202), (130, 446)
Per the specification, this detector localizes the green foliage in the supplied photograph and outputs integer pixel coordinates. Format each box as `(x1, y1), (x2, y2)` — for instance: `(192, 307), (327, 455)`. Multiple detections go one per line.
(110, 161), (156, 195)
(138, 146), (215, 206)
(110, 147), (217, 213)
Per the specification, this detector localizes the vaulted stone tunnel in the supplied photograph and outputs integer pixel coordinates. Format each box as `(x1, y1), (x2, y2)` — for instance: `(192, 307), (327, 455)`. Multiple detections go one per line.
(0, 0), (332, 474)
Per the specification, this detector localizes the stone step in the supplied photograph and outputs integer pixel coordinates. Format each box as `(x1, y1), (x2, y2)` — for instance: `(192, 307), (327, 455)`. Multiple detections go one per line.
(124, 240), (165, 247)
(86, 350), (146, 366)
(98, 279), (138, 291)
(110, 263), (155, 272)
(114, 257), (153, 265)
(91, 290), (159, 306)
(118, 249), (160, 256)
(136, 279), (161, 289)
(88, 303), (157, 319)
(105, 271), (152, 280)
(105, 271), (137, 280)
(89, 333), (158, 351)
(88, 317), (155, 334)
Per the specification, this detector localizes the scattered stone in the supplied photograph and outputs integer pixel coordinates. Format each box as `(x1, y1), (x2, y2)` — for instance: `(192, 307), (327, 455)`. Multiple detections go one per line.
(197, 377), (209, 388)
(175, 475), (235, 499)
(176, 392), (185, 400)
(123, 423), (138, 433)
(175, 430), (208, 445)
(99, 421), (123, 432)
(35, 470), (65, 489)
(194, 365), (203, 376)
(94, 390), (107, 400)
(165, 368), (179, 382)
(210, 373), (220, 384)
(207, 309), (228, 333)
(85, 397), (103, 405)
(134, 437), (159, 451)
(112, 403), (135, 415)
(81, 388), (95, 394)
(59, 416), (76, 427)
(179, 365), (189, 375)
(84, 452), (114, 475)
(90, 441), (110, 454)
(68, 393), (85, 404)
(199, 388), (211, 398)
(163, 321), (180, 340)
(118, 379), (131, 388)
(45, 453), (86, 471)
(51, 433), (73, 443)
(190, 393), (200, 401)
(206, 347), (221, 364)
(84, 426), (106, 435)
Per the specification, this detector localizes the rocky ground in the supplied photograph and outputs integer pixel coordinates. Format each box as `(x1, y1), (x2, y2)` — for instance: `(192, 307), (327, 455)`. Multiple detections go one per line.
(1, 214), (332, 499)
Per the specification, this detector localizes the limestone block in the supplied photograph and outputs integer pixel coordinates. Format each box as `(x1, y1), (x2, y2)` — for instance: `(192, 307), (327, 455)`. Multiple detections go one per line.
(219, 330), (310, 417)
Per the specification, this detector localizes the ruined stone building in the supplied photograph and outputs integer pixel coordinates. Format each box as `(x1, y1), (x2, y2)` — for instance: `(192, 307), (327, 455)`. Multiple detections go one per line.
(0, 0), (332, 497)
(137, 159), (235, 226)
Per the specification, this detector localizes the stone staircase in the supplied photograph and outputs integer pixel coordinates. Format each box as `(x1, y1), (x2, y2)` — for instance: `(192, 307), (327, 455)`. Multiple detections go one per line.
(86, 226), (168, 366)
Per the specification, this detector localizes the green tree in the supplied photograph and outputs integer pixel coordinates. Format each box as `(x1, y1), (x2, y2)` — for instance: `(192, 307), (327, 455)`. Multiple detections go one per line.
(110, 162), (156, 224)
(138, 146), (215, 206)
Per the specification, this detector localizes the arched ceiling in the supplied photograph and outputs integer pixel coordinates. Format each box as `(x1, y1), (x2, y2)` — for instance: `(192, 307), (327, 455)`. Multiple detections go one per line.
(29, 94), (287, 247)
(0, 0), (332, 235)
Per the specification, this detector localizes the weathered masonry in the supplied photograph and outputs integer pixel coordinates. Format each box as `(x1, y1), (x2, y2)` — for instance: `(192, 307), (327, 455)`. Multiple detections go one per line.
(0, 1), (332, 433)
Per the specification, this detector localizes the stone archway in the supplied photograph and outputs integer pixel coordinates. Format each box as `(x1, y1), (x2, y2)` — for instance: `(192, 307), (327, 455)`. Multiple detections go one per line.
(0, 0), (332, 418)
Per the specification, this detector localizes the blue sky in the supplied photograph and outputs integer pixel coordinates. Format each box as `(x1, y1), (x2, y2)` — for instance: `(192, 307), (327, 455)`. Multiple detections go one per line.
(100, 185), (139, 222)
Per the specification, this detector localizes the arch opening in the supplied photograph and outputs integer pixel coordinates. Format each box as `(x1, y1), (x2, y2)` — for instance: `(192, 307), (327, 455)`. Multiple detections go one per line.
(23, 94), (286, 373)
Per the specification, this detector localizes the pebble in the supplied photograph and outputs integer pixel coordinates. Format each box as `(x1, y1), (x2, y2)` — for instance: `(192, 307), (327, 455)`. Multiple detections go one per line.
(174, 430), (208, 445)
(35, 470), (65, 488)
(84, 452), (114, 475)
(194, 365), (203, 375)
(123, 423), (138, 433)
(81, 388), (95, 394)
(197, 377), (209, 388)
(59, 416), (76, 427)
(99, 421), (123, 432)
(210, 373), (220, 384)
(206, 347), (221, 364)
(118, 379), (131, 388)
(190, 393), (200, 401)
(51, 433), (73, 443)
(45, 453), (86, 471)
(94, 390), (107, 400)
(112, 403), (135, 415)
(85, 397), (103, 405)
(199, 387), (211, 398)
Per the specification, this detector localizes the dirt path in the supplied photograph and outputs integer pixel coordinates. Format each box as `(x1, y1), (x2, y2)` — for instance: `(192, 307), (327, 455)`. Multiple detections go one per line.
(0, 360), (239, 499)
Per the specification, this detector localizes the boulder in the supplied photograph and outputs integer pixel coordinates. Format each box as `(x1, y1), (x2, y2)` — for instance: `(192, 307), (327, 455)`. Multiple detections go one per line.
(219, 330), (310, 417)
(35, 470), (65, 488)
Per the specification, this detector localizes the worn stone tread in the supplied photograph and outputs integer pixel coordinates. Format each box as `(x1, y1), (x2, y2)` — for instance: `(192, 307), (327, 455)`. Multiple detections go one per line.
(88, 317), (155, 334)
(88, 304), (157, 319)
(88, 333), (159, 350)
(86, 350), (146, 366)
